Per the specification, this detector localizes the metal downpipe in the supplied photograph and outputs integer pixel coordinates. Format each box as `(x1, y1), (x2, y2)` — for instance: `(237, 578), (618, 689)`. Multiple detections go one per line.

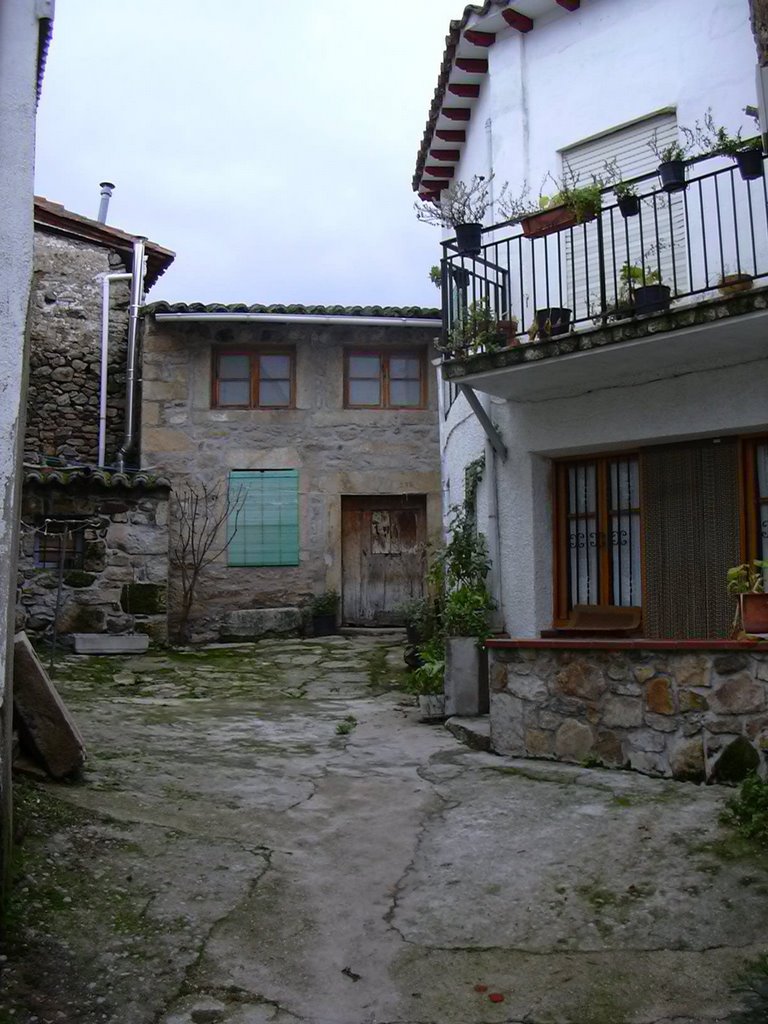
(116, 237), (146, 472)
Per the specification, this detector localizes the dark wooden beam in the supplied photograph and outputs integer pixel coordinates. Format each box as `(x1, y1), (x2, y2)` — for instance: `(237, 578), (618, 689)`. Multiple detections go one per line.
(448, 83), (480, 99)
(421, 179), (450, 191)
(502, 8), (534, 32)
(429, 148), (461, 161)
(424, 165), (455, 178)
(463, 29), (496, 46)
(455, 57), (488, 74)
(441, 107), (471, 122)
(555, 0), (580, 10)
(435, 129), (466, 142)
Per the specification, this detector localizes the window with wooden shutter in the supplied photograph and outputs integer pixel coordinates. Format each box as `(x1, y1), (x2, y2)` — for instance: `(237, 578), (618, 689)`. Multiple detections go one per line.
(561, 111), (688, 316)
(228, 470), (299, 567)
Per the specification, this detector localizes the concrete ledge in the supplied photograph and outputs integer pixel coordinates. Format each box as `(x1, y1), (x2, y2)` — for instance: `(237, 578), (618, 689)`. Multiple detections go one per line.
(73, 633), (149, 654)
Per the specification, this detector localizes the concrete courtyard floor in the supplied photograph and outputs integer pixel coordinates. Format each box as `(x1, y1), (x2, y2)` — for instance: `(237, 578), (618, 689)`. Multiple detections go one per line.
(3, 634), (768, 1024)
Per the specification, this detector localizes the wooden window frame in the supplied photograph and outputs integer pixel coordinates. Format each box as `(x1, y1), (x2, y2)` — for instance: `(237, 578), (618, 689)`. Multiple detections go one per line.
(552, 451), (643, 626)
(34, 521), (86, 571)
(742, 434), (768, 564)
(344, 349), (427, 410)
(212, 348), (295, 410)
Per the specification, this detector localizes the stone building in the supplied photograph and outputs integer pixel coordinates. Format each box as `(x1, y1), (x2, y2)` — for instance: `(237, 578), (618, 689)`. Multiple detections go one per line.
(15, 198), (175, 646)
(142, 303), (443, 642)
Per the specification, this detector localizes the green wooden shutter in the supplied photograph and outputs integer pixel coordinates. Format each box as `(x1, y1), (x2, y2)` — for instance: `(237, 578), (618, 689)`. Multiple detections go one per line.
(228, 470), (299, 566)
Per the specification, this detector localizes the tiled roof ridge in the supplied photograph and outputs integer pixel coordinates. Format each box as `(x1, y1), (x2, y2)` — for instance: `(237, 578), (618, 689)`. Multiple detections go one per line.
(412, 1), (501, 192)
(23, 466), (171, 490)
(145, 301), (442, 318)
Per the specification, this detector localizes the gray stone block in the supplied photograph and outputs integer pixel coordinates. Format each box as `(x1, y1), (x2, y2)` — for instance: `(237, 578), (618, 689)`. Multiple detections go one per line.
(13, 631), (86, 778)
(445, 637), (481, 716)
(72, 633), (149, 654)
(220, 607), (302, 641)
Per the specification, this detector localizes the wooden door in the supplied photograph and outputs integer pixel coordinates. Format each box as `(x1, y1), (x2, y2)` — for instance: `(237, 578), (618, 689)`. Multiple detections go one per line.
(341, 495), (427, 626)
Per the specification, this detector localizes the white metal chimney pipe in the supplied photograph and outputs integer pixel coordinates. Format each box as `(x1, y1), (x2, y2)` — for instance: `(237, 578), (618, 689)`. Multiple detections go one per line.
(116, 237), (146, 471)
(98, 271), (131, 467)
(97, 181), (115, 224)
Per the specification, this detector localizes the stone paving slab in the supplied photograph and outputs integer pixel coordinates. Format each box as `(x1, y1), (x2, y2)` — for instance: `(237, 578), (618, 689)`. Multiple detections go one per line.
(2, 635), (767, 1024)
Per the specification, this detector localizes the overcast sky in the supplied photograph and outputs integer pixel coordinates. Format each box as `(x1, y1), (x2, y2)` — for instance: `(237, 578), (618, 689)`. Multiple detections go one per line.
(35, 1), (458, 307)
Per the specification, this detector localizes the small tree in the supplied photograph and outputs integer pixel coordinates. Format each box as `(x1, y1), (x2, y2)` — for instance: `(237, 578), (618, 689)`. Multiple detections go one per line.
(169, 481), (245, 643)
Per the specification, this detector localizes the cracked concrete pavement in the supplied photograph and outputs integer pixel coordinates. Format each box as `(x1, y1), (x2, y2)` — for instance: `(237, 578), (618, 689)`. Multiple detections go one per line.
(3, 634), (768, 1024)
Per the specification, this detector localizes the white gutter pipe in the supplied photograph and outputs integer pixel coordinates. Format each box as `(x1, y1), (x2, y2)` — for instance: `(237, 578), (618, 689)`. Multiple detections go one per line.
(116, 237), (146, 472)
(153, 312), (443, 328)
(98, 272), (131, 467)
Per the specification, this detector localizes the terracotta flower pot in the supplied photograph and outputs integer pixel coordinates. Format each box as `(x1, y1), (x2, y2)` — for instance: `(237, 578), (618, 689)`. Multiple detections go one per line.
(718, 273), (753, 296)
(740, 593), (768, 635)
(521, 205), (582, 239)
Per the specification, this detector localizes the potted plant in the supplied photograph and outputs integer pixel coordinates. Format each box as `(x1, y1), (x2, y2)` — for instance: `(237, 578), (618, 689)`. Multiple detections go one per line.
(527, 307), (572, 340)
(310, 590), (339, 636)
(404, 637), (446, 721)
(430, 502), (494, 717)
(429, 265), (442, 289)
(398, 596), (434, 645)
(695, 111), (764, 181)
(613, 179), (640, 218)
(621, 261), (671, 315)
(727, 560), (768, 636)
(447, 298), (513, 357)
(414, 175), (501, 256)
(522, 183), (603, 238)
(648, 132), (690, 193)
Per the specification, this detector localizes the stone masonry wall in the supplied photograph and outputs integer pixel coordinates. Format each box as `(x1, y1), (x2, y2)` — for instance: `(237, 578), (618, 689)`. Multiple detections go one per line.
(17, 482), (169, 645)
(142, 318), (442, 642)
(490, 645), (768, 783)
(25, 230), (130, 465)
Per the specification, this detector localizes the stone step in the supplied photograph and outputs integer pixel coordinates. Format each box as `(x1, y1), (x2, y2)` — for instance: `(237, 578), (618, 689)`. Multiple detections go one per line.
(339, 627), (407, 640)
(445, 715), (491, 752)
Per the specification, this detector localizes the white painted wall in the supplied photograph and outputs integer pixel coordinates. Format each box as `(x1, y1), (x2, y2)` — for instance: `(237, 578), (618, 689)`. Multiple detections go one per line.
(0, 0), (52, 886)
(466, 0), (756, 199)
(453, 354), (768, 638)
(439, 0), (763, 639)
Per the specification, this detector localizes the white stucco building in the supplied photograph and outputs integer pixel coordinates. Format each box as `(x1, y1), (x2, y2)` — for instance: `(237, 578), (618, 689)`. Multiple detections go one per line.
(415, 0), (768, 778)
(0, 0), (54, 889)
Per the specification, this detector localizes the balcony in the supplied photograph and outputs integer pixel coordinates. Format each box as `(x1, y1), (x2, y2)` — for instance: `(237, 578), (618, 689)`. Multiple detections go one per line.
(440, 151), (768, 401)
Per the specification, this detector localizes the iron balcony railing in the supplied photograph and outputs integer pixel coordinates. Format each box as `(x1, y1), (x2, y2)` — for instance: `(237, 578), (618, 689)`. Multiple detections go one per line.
(439, 151), (768, 357)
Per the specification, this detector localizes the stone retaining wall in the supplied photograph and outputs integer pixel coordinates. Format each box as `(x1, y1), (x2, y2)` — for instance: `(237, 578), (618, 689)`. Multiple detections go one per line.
(489, 645), (768, 783)
(16, 482), (169, 645)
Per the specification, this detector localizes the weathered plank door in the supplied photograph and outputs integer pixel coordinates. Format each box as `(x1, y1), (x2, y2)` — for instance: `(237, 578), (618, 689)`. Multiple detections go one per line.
(341, 495), (427, 626)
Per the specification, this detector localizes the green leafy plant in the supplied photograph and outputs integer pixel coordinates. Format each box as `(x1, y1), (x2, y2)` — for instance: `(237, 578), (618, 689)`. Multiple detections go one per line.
(429, 265), (442, 288)
(648, 130), (690, 164)
(446, 298), (513, 357)
(687, 109), (762, 157)
(404, 638), (445, 695)
(335, 714), (357, 735)
(310, 590), (339, 616)
(501, 166), (605, 224)
(727, 561), (768, 595)
(613, 179), (638, 200)
(443, 584), (494, 640)
(721, 772), (768, 845)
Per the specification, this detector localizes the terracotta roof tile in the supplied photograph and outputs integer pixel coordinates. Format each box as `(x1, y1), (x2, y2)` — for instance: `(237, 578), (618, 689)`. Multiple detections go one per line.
(145, 301), (441, 319)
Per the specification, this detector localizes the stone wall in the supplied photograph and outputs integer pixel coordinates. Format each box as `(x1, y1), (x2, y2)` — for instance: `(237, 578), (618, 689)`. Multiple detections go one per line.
(25, 230), (130, 465)
(489, 643), (768, 783)
(16, 479), (169, 645)
(142, 317), (442, 642)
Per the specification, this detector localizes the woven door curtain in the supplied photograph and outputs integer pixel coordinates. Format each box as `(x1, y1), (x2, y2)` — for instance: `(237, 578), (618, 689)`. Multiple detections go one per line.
(641, 439), (740, 639)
